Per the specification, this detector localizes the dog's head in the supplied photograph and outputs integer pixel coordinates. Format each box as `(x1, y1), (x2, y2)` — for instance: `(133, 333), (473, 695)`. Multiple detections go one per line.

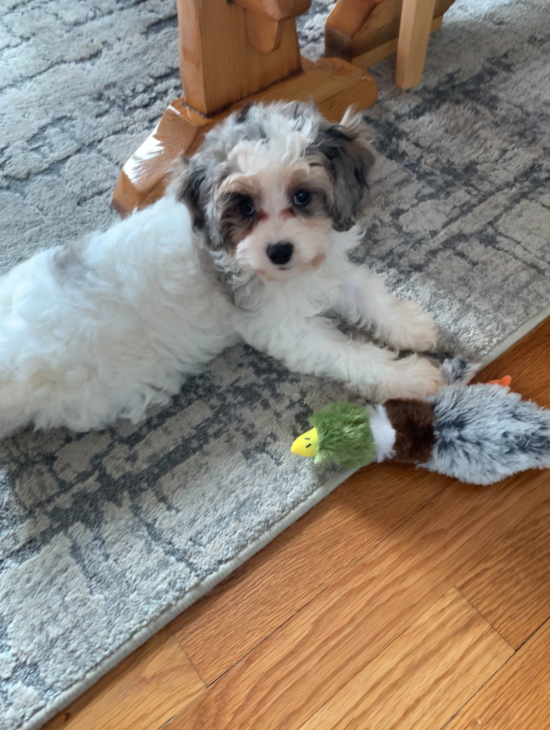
(175, 102), (375, 282)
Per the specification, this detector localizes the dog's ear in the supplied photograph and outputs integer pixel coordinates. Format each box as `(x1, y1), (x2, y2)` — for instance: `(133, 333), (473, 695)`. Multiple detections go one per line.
(174, 154), (228, 250)
(310, 109), (375, 232)
(174, 154), (210, 231)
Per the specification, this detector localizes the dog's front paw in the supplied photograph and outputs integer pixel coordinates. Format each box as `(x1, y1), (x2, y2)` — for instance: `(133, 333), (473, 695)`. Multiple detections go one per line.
(376, 356), (445, 401)
(379, 300), (438, 353)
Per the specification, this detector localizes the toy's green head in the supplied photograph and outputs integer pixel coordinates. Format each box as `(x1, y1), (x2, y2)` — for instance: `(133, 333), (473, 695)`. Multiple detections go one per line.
(291, 402), (376, 468)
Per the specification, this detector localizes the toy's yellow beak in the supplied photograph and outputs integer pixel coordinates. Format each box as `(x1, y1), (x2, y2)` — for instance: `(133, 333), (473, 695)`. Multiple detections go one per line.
(291, 427), (319, 458)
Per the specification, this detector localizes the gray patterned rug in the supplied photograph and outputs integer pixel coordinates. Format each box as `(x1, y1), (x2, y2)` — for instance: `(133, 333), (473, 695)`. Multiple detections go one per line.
(1, 0), (550, 728)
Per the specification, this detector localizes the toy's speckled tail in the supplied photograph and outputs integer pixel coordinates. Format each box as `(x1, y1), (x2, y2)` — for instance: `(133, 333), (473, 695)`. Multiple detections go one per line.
(440, 357), (481, 385)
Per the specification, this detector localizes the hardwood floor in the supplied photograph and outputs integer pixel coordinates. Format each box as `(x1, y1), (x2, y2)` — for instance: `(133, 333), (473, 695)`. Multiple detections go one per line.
(299, 589), (513, 730)
(44, 629), (204, 730)
(45, 318), (550, 730)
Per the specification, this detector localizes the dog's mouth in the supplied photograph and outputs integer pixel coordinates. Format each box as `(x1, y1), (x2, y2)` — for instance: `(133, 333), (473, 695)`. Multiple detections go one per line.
(254, 253), (327, 281)
(310, 253), (326, 268)
(275, 253), (326, 273)
(271, 254), (326, 276)
(256, 264), (296, 282)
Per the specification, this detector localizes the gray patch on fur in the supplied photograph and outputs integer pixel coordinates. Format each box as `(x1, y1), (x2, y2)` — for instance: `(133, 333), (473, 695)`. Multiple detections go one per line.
(51, 237), (90, 283)
(194, 243), (238, 304)
(425, 384), (550, 485)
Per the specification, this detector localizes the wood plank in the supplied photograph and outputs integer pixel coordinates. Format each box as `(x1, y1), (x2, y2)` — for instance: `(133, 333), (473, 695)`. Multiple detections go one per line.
(458, 493), (550, 649)
(166, 312), (550, 730)
(330, 0), (406, 59)
(44, 629), (204, 730)
(350, 0), (452, 57)
(258, 57), (375, 105)
(299, 589), (512, 730)
(325, 0), (452, 60)
(472, 318), (550, 398)
(446, 619), (550, 729)
(172, 465), (448, 684)
(177, 0), (302, 116)
(352, 15), (442, 70)
(245, 12), (284, 54)
(395, 0), (438, 89)
(233, 0), (311, 21)
(326, 0), (387, 45)
(166, 465), (549, 730)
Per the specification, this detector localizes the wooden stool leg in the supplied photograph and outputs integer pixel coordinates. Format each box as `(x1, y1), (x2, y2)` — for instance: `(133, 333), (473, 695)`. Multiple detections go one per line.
(395, 0), (437, 89)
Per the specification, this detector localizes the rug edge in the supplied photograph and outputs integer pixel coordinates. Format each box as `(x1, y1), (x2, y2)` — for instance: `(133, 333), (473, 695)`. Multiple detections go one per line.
(19, 301), (550, 730)
(480, 303), (550, 366)
(19, 466), (356, 730)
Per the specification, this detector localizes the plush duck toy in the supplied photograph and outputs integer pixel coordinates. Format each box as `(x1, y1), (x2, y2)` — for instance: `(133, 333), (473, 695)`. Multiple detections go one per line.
(291, 360), (550, 485)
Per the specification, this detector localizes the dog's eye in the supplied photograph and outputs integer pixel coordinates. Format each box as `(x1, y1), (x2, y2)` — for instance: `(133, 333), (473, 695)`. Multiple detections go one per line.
(238, 198), (255, 218)
(293, 189), (311, 207)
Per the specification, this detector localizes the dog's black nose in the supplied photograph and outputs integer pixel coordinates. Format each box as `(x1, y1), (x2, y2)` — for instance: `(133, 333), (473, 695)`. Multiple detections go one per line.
(267, 241), (294, 266)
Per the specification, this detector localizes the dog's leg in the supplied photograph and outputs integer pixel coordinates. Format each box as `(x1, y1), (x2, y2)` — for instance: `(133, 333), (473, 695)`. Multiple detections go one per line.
(335, 265), (438, 353)
(241, 318), (444, 400)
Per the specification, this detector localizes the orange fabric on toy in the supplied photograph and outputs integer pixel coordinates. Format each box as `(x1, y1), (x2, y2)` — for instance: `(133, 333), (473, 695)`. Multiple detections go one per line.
(489, 375), (512, 387)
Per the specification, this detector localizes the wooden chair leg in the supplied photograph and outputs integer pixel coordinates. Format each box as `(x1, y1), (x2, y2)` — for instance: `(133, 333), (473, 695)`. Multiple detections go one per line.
(395, 0), (437, 89)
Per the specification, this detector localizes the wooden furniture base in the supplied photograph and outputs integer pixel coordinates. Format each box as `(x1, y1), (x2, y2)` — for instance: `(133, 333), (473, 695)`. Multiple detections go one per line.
(112, 57), (377, 217)
(325, 0), (455, 82)
(353, 14), (441, 70)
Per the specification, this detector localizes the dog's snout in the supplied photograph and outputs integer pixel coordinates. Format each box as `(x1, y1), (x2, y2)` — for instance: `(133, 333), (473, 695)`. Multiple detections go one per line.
(267, 241), (294, 266)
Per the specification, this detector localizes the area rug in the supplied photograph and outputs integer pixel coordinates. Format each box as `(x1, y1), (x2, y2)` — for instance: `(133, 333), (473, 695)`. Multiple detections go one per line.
(1, 0), (549, 728)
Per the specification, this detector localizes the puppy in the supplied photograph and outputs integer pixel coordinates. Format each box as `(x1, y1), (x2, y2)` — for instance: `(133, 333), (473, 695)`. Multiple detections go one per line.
(0, 102), (443, 438)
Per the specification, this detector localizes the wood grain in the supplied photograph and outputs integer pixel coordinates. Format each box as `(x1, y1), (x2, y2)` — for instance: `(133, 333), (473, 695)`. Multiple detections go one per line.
(458, 493), (550, 649)
(172, 465), (448, 683)
(43, 629), (204, 730)
(299, 589), (513, 730)
(177, 0), (302, 116)
(233, 0), (311, 21)
(245, 12), (284, 53)
(325, 0), (453, 61)
(446, 619), (550, 729)
(472, 318), (550, 398)
(326, 0), (387, 45)
(166, 468), (549, 730)
(352, 0), (452, 56)
(352, 15), (442, 70)
(395, 0), (438, 89)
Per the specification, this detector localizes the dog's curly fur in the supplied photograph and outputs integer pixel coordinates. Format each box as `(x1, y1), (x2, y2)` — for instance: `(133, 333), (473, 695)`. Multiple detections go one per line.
(0, 102), (442, 437)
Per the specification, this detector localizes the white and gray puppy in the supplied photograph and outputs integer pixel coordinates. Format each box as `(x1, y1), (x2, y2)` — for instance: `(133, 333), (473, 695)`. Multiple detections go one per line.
(0, 101), (443, 438)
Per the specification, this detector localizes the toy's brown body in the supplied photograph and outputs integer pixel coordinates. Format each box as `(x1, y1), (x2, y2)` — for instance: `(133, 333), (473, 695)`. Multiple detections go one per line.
(383, 399), (435, 463)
